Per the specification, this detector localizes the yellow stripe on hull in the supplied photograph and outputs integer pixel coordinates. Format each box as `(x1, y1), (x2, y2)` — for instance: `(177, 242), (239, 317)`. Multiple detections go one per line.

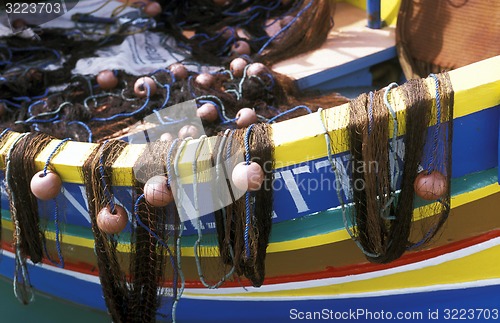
(184, 237), (500, 298)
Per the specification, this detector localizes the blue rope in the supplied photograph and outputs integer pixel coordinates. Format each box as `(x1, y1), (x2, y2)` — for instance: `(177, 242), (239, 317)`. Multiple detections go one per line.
(0, 128), (11, 139)
(39, 138), (71, 268)
(427, 74), (442, 173)
(134, 194), (178, 321)
(43, 138), (71, 176)
(27, 100), (47, 116)
(18, 101), (72, 126)
(368, 91), (374, 135)
(150, 68), (176, 83)
(0, 99), (22, 109)
(266, 105), (312, 123)
(244, 124), (255, 165)
(133, 194), (176, 261)
(262, 72), (275, 91)
(159, 84), (171, 109)
(257, 0), (313, 55)
(243, 124), (256, 259)
(53, 199), (65, 268)
(98, 141), (116, 213)
(91, 83), (151, 122)
(187, 75), (197, 98)
(12, 89), (49, 102)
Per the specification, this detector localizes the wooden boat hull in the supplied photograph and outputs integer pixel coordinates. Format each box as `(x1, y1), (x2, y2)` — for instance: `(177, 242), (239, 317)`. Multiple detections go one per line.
(0, 55), (499, 321)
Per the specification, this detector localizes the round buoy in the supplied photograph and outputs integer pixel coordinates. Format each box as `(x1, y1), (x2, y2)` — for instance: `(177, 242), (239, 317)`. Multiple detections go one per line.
(236, 108), (257, 128)
(97, 204), (128, 234)
(178, 125), (199, 139)
(231, 162), (265, 191)
(414, 171), (447, 201)
(96, 70), (118, 90)
(134, 77), (157, 98)
(144, 2), (162, 17)
(169, 63), (188, 80)
(230, 58), (248, 78)
(195, 73), (215, 88)
(160, 132), (174, 142)
(30, 170), (62, 200)
(144, 175), (174, 207)
(197, 103), (218, 122)
(231, 40), (251, 56)
(246, 63), (268, 76)
(12, 19), (27, 30)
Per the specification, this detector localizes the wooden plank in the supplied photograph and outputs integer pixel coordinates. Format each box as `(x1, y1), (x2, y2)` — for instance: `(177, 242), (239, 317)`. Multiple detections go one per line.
(273, 2), (396, 85)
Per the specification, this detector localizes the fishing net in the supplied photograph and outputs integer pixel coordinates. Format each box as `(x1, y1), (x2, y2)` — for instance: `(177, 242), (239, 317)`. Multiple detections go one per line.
(326, 72), (453, 263)
(0, 0), (350, 320)
(397, 0), (500, 79)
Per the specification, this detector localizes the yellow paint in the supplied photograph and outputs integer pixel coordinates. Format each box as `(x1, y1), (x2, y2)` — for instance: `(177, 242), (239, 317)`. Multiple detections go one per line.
(340, 0), (401, 26)
(186, 241), (500, 298)
(449, 57), (500, 118)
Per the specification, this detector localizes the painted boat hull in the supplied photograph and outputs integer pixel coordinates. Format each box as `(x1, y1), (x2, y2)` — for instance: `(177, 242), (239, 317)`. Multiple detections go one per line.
(0, 55), (499, 321)
(1, 232), (499, 322)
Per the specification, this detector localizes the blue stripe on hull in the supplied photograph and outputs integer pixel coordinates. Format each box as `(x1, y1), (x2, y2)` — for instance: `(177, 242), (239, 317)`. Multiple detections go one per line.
(1, 253), (499, 323)
(176, 285), (500, 323)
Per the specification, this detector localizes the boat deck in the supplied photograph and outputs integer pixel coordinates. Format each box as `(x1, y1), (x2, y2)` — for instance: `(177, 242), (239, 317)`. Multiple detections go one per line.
(274, 1), (397, 92)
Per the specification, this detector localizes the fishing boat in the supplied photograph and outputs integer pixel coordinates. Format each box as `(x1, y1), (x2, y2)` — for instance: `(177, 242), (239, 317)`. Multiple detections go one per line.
(0, 1), (499, 322)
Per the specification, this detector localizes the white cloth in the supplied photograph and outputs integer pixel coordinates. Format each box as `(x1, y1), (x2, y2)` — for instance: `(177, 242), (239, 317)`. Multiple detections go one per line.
(0, 0), (220, 75)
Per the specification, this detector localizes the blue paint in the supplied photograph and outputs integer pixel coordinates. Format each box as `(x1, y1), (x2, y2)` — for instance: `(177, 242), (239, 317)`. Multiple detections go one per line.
(452, 105), (499, 178)
(310, 68), (373, 92)
(296, 47), (397, 90)
(367, 0), (382, 29)
(176, 284), (500, 323)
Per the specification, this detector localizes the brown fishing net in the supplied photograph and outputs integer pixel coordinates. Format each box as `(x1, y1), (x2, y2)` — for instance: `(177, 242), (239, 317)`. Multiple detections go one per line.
(5, 132), (53, 264)
(339, 72), (454, 263)
(160, 0), (336, 66)
(81, 140), (131, 321)
(132, 139), (180, 322)
(397, 0), (500, 79)
(213, 123), (274, 287)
